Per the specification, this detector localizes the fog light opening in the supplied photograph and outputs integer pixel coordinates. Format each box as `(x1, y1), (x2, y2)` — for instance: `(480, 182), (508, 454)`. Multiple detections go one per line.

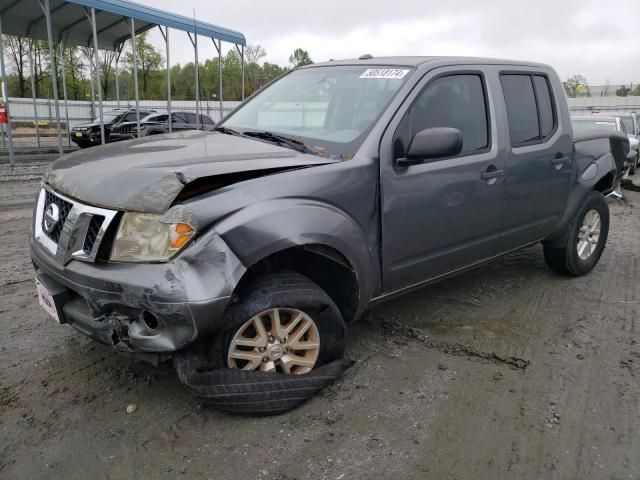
(142, 311), (160, 332)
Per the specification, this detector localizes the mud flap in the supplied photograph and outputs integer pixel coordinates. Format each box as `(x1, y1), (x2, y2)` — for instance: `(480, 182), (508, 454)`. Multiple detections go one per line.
(173, 354), (353, 416)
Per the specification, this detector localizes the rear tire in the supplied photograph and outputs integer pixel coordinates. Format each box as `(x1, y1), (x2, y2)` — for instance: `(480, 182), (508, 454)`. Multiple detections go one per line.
(543, 191), (609, 276)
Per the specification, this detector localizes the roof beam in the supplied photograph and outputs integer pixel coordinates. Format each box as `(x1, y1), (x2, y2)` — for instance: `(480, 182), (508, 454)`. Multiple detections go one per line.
(28, 0), (69, 36)
(111, 19), (153, 50)
(97, 16), (127, 36)
(0, 0), (22, 15)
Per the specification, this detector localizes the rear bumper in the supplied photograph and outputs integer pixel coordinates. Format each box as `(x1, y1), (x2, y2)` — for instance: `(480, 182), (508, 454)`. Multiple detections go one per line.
(30, 228), (246, 362)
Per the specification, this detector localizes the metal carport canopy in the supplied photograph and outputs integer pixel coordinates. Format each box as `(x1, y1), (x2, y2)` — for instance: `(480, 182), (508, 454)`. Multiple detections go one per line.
(0, 0), (246, 166)
(0, 0), (246, 50)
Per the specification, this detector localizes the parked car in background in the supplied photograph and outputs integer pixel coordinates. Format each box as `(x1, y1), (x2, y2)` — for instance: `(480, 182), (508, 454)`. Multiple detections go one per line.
(33, 57), (628, 414)
(109, 111), (215, 141)
(572, 115), (639, 174)
(70, 108), (156, 148)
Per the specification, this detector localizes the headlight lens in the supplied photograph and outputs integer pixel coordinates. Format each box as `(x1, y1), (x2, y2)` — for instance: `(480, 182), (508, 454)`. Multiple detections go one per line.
(110, 213), (195, 262)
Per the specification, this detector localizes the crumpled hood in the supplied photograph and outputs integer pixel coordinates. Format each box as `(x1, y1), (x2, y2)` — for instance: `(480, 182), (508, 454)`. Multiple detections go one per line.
(45, 130), (338, 213)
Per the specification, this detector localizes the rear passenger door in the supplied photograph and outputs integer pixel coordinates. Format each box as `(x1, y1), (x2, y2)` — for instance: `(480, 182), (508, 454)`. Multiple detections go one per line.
(380, 67), (504, 292)
(171, 113), (187, 130)
(185, 113), (199, 130)
(498, 71), (573, 252)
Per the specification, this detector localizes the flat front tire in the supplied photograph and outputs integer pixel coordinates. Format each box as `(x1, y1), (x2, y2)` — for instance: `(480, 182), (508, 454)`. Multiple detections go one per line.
(174, 272), (347, 415)
(543, 191), (609, 276)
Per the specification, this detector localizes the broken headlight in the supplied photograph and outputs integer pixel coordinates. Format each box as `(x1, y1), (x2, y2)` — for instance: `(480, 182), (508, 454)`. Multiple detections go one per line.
(110, 213), (195, 263)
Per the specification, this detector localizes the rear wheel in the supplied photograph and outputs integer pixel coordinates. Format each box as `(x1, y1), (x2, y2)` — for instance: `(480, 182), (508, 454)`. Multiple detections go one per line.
(543, 191), (609, 276)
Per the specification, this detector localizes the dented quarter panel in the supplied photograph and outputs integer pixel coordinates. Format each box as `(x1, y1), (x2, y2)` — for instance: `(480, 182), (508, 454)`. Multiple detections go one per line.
(544, 134), (619, 246)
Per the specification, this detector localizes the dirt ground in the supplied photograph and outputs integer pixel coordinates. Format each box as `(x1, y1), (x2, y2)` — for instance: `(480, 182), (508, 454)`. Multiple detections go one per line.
(1, 168), (639, 480)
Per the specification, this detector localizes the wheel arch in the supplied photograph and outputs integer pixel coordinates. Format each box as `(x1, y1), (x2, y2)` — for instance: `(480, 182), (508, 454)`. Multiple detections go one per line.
(232, 244), (361, 323)
(543, 152), (615, 248)
(215, 199), (378, 322)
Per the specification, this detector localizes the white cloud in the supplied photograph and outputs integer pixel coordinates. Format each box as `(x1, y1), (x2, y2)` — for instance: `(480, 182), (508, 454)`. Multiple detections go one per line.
(138, 0), (640, 85)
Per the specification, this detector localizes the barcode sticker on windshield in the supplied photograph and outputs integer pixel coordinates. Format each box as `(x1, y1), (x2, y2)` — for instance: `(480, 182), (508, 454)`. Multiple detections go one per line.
(359, 68), (409, 79)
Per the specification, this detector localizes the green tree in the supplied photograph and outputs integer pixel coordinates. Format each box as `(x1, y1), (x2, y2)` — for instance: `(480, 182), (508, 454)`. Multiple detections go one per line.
(632, 84), (640, 96)
(288, 48), (313, 68)
(123, 32), (163, 97)
(616, 85), (631, 97)
(3, 35), (28, 97)
(564, 75), (589, 98)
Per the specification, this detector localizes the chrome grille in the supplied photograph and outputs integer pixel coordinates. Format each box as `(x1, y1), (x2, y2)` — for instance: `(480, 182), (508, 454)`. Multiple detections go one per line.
(34, 186), (118, 265)
(83, 215), (105, 254)
(42, 190), (73, 242)
(115, 124), (134, 134)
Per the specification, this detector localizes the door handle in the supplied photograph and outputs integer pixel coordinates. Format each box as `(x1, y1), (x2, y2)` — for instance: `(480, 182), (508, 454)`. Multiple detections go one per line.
(551, 156), (569, 165)
(480, 167), (505, 180)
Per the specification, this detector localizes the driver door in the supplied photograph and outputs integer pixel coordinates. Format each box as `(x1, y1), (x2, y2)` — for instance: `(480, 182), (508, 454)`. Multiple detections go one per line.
(379, 67), (505, 292)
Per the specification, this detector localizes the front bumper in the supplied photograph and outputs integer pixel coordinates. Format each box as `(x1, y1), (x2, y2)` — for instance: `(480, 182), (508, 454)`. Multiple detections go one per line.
(70, 131), (98, 146)
(30, 213), (246, 362)
(109, 133), (135, 142)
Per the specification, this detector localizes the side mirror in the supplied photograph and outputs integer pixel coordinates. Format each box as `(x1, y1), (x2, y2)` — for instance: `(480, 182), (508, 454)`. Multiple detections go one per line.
(397, 127), (463, 167)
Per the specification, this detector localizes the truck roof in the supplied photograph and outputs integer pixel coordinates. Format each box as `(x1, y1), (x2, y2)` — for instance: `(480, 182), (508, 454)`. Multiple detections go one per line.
(308, 56), (552, 70)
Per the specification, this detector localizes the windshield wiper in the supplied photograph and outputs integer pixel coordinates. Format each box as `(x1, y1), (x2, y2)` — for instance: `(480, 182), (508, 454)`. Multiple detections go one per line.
(214, 126), (243, 136)
(242, 130), (316, 155)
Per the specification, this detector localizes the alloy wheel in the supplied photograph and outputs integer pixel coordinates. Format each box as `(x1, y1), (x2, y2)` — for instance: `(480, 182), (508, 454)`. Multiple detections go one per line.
(577, 209), (601, 260)
(227, 308), (320, 374)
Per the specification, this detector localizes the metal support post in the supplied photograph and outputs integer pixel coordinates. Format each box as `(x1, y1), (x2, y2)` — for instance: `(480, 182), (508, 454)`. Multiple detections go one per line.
(115, 42), (123, 108)
(28, 40), (40, 148)
(188, 32), (199, 124)
(59, 42), (71, 146)
(241, 44), (244, 101)
(159, 26), (172, 132)
(235, 44), (244, 101)
(0, 14), (15, 165)
(129, 18), (140, 137)
(87, 7), (105, 144)
(40, 0), (63, 156)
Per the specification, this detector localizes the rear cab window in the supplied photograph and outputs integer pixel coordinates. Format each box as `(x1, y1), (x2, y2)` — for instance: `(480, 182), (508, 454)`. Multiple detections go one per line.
(500, 72), (557, 147)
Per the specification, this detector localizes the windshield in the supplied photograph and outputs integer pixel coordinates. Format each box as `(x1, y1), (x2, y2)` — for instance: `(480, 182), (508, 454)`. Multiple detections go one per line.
(141, 113), (168, 123)
(572, 119), (618, 134)
(221, 65), (413, 157)
(93, 112), (123, 123)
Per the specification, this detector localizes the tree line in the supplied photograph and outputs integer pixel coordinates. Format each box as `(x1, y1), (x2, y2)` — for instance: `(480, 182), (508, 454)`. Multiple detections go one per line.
(1, 34), (314, 102)
(564, 74), (640, 98)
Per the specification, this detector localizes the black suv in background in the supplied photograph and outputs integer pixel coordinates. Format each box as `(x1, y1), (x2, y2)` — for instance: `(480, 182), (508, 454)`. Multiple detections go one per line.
(109, 111), (215, 141)
(70, 108), (156, 148)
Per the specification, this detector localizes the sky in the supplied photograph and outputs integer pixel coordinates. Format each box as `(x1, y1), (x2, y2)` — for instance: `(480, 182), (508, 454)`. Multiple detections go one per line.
(136, 0), (640, 86)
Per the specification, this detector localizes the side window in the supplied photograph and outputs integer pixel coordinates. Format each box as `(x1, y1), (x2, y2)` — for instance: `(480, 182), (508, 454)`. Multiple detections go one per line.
(172, 113), (187, 124)
(395, 74), (489, 157)
(620, 120), (627, 135)
(185, 113), (198, 124)
(501, 73), (557, 146)
(500, 75), (539, 145)
(533, 76), (555, 138)
(124, 112), (139, 122)
(201, 115), (214, 125)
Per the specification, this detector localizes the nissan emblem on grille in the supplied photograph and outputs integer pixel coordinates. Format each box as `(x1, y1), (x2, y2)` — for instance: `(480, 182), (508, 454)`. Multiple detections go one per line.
(43, 203), (60, 233)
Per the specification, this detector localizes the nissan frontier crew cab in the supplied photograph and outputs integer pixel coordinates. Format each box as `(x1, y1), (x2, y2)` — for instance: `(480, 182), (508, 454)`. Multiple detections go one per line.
(31, 57), (626, 415)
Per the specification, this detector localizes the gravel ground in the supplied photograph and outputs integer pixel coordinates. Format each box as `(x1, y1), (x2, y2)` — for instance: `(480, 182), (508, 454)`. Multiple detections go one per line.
(1, 173), (639, 480)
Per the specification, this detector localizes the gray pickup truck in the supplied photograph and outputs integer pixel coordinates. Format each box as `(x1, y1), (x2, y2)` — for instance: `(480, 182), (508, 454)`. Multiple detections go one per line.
(31, 56), (628, 414)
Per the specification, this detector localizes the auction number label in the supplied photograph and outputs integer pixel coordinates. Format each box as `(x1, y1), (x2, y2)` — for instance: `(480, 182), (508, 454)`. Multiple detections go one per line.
(359, 68), (410, 79)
